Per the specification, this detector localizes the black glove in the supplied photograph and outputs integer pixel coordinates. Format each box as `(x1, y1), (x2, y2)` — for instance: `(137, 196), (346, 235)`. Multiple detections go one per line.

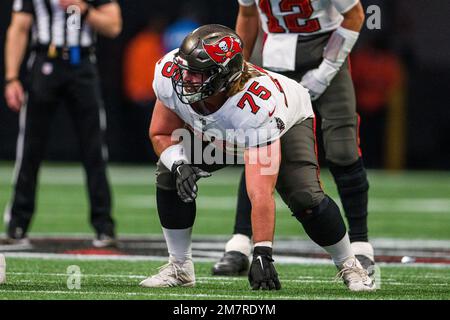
(248, 246), (281, 290)
(172, 161), (211, 203)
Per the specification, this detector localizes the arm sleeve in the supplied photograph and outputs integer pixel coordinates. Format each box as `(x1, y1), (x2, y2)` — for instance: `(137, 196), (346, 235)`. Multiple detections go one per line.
(237, 0), (256, 7)
(12, 0), (33, 14)
(331, 0), (359, 14)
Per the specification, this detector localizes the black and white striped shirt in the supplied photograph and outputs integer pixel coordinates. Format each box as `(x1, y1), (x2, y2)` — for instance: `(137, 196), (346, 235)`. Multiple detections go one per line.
(13, 0), (112, 48)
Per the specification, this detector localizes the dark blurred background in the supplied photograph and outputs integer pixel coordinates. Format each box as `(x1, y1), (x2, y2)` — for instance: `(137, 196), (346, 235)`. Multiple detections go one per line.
(1, 0), (450, 169)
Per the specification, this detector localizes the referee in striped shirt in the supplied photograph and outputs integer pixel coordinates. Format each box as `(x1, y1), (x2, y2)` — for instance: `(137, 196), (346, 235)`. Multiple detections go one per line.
(3, 0), (122, 247)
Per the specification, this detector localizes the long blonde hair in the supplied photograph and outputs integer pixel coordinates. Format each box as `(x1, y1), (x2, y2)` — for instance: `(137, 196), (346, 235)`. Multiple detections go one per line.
(226, 62), (265, 97)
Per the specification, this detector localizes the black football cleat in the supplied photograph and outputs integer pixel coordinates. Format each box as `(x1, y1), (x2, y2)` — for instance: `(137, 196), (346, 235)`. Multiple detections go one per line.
(212, 251), (250, 276)
(355, 254), (376, 277)
(92, 233), (118, 248)
(0, 237), (32, 250)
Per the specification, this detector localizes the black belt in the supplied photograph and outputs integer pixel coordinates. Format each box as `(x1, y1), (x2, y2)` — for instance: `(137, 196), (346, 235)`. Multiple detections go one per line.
(33, 45), (95, 60)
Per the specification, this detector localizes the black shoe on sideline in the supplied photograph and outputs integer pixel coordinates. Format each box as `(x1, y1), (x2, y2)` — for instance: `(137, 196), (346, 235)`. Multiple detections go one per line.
(212, 251), (249, 276)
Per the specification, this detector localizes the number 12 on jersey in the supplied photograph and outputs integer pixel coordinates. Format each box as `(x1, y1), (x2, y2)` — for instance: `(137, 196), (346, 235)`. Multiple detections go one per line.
(259, 0), (321, 33)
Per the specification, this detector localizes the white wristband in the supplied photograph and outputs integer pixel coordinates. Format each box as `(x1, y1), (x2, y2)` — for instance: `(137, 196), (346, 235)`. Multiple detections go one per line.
(237, 0), (256, 7)
(254, 241), (273, 248)
(323, 26), (359, 66)
(160, 144), (189, 171)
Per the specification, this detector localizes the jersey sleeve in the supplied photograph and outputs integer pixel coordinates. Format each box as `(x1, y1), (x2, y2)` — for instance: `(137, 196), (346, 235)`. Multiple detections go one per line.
(331, 0), (359, 13)
(152, 66), (161, 102)
(12, 0), (33, 14)
(237, 0), (256, 7)
(152, 50), (179, 110)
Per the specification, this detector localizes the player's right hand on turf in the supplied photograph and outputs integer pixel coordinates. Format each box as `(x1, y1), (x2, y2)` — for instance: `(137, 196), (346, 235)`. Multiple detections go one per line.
(172, 161), (211, 203)
(248, 246), (281, 291)
(4, 80), (25, 112)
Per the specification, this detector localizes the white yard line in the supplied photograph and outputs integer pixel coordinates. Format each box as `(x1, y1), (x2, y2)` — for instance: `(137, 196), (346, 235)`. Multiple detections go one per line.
(1, 165), (450, 187)
(2, 273), (449, 290)
(7, 272), (450, 283)
(123, 195), (450, 213)
(2, 251), (331, 265)
(1, 234), (449, 248)
(0, 289), (374, 300)
(0, 289), (289, 299)
(3, 251), (450, 268)
(0, 166), (242, 186)
(0, 232), (236, 241)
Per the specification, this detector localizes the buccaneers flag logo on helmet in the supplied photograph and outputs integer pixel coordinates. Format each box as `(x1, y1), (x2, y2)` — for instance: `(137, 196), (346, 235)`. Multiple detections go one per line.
(202, 36), (243, 66)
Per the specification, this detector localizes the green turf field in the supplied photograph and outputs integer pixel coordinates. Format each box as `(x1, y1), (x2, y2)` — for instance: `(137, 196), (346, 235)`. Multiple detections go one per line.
(1, 162), (450, 300)
(1, 258), (449, 300)
(1, 162), (450, 239)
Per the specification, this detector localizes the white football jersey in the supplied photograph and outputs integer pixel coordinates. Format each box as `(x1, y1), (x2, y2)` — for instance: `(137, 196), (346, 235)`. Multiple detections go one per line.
(153, 50), (314, 151)
(238, 0), (358, 35)
(238, 0), (359, 71)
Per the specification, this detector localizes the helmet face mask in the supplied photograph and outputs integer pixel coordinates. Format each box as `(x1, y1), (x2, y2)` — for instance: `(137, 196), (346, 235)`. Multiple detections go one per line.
(171, 24), (244, 105)
(172, 59), (224, 104)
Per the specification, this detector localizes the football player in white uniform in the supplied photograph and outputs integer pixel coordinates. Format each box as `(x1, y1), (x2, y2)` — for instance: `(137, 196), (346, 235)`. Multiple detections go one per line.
(139, 25), (374, 291)
(213, 0), (375, 278)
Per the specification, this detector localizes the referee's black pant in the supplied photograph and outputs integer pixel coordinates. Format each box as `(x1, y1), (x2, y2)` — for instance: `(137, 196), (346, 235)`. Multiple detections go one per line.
(5, 51), (115, 239)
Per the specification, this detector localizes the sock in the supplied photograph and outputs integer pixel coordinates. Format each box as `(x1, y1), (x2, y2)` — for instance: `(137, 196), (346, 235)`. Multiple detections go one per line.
(162, 227), (192, 264)
(330, 158), (369, 243)
(156, 187), (196, 229)
(323, 233), (354, 267)
(225, 234), (252, 256)
(254, 241), (272, 248)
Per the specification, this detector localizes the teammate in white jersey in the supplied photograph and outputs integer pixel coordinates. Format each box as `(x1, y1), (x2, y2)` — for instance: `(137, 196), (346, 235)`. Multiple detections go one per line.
(139, 24), (374, 292)
(238, 0), (362, 74)
(213, 0), (375, 278)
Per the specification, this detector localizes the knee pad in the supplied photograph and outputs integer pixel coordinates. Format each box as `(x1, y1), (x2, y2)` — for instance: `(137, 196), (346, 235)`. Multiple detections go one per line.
(292, 195), (347, 247)
(329, 158), (369, 198)
(288, 190), (324, 217)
